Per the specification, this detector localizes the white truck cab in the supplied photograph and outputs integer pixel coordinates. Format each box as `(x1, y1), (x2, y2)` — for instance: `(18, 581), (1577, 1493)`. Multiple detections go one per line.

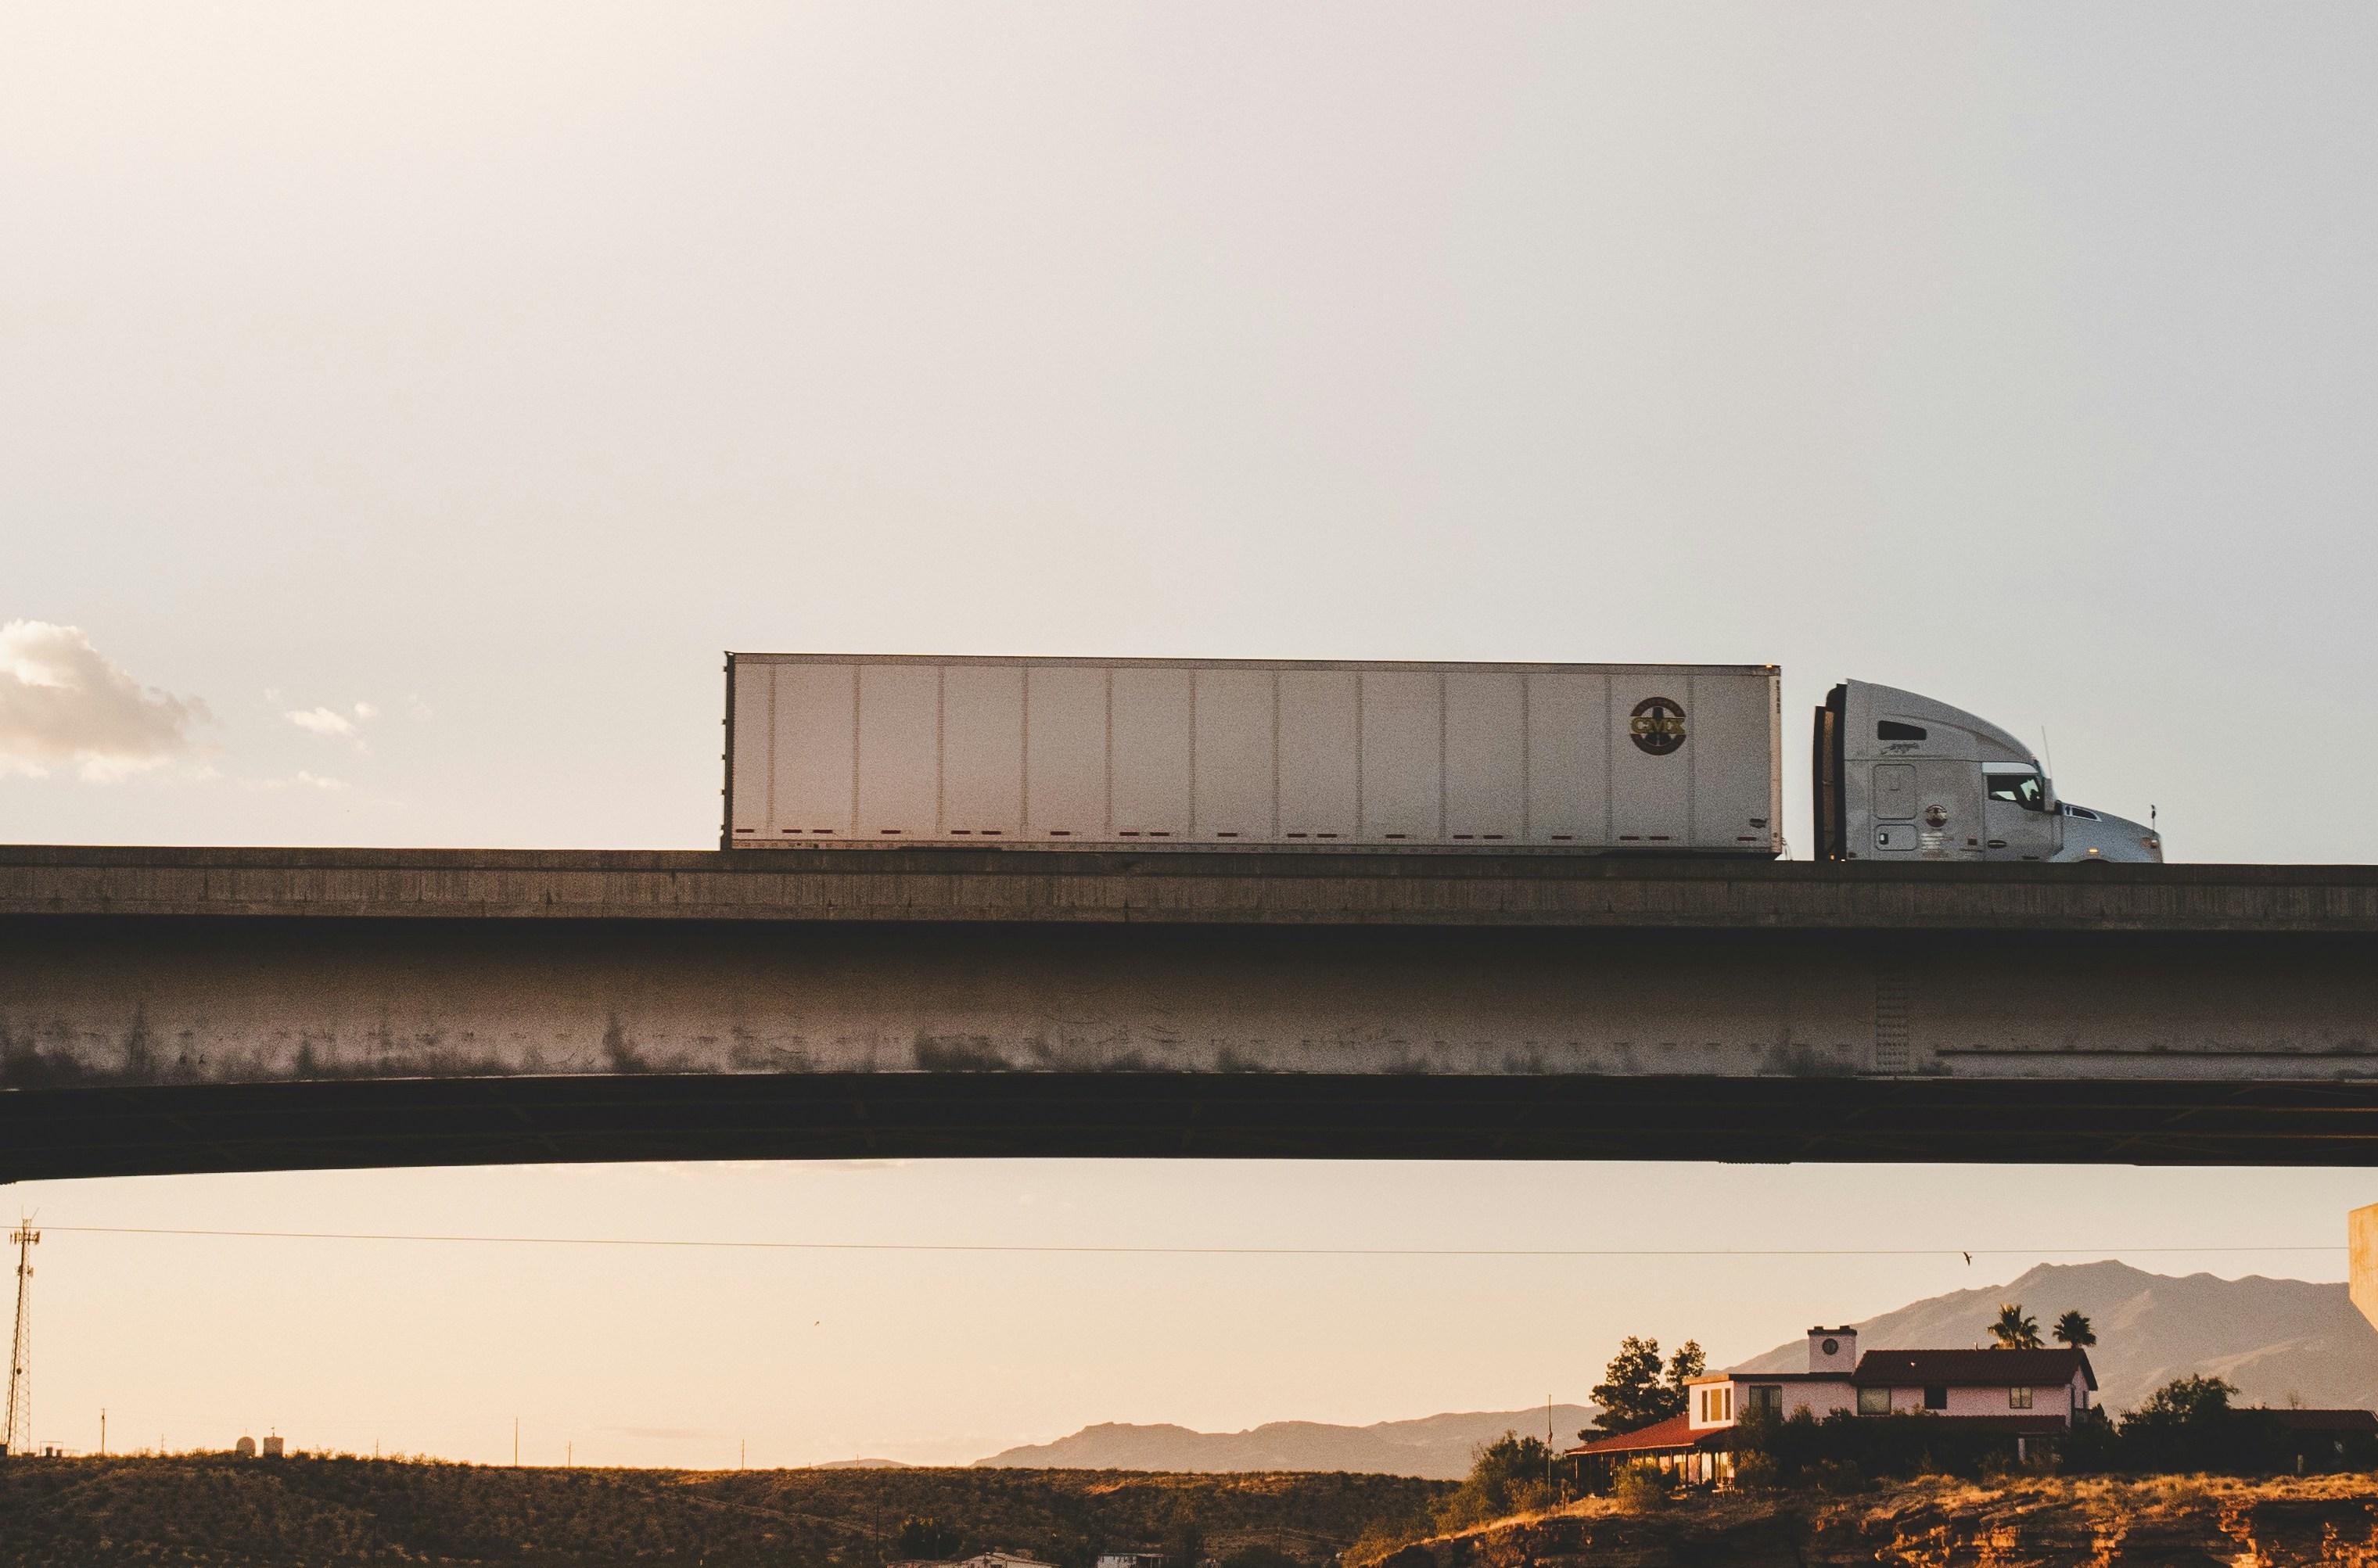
(2053, 800), (2163, 864)
(1813, 681), (2162, 863)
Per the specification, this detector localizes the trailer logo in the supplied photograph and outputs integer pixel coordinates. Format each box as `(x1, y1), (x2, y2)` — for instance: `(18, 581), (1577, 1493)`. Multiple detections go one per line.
(1629, 696), (1687, 756)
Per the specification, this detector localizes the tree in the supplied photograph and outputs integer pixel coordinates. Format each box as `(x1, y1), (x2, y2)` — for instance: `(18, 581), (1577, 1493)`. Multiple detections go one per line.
(1432, 1430), (1556, 1530)
(1161, 1497), (1207, 1568)
(2127, 1373), (2235, 1428)
(1988, 1304), (2042, 1350)
(893, 1518), (965, 1562)
(2119, 1374), (2279, 1474)
(2053, 1309), (2096, 1350)
(1665, 1341), (1707, 1400)
(1592, 1337), (1683, 1434)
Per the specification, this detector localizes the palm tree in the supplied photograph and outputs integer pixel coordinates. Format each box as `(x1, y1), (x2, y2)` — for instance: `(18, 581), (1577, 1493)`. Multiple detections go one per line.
(2053, 1309), (2096, 1350)
(1989, 1304), (2042, 1349)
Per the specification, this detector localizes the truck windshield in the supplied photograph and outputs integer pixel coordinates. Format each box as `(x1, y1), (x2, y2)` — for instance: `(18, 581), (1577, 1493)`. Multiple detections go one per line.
(1985, 770), (2046, 811)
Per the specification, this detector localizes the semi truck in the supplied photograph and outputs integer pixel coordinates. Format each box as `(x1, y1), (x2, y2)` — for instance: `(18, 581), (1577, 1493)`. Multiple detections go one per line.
(722, 653), (2161, 863)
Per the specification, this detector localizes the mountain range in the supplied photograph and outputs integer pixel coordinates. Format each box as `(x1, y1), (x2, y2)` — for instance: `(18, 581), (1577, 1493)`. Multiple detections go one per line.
(973, 1407), (1593, 1481)
(1731, 1260), (2378, 1412)
(974, 1261), (2378, 1477)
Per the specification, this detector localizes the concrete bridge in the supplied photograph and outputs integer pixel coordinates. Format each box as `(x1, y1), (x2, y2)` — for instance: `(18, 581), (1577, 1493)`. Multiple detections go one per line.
(5, 845), (2378, 1180)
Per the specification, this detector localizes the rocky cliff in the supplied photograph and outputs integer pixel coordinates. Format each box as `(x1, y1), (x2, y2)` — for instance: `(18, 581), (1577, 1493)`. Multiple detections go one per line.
(1362, 1476), (2378, 1568)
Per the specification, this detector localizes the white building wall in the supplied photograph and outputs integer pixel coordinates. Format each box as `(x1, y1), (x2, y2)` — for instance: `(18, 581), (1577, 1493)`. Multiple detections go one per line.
(1875, 1371), (2085, 1425)
(1778, 1378), (1856, 1421)
(1659, 1365), (2090, 1436)
(1942, 1383), (2041, 1418)
(1688, 1376), (1855, 1431)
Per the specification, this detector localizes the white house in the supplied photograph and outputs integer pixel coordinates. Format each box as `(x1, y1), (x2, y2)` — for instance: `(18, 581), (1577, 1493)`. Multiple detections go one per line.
(1565, 1324), (2097, 1484)
(1683, 1326), (2095, 1433)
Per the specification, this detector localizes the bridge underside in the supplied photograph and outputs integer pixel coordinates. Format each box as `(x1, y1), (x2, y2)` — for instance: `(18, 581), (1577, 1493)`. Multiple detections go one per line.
(6, 895), (2378, 1176)
(12, 1071), (2378, 1180)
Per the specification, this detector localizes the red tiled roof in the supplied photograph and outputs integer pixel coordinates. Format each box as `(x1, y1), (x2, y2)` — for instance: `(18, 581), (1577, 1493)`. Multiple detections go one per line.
(2270, 1408), (2378, 1433)
(1852, 1348), (2095, 1390)
(1563, 1409), (2075, 1460)
(1563, 1413), (1709, 1457)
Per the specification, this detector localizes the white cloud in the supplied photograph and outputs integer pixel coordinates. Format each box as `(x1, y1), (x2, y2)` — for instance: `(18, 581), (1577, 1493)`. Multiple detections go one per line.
(286, 700), (380, 752)
(285, 706), (357, 737)
(246, 770), (348, 791)
(0, 619), (209, 780)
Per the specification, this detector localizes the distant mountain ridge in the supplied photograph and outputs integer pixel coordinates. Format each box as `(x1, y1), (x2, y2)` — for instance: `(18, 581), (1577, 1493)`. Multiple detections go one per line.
(973, 1406), (1594, 1481)
(812, 1458), (914, 1469)
(978, 1263), (2378, 1479)
(1733, 1260), (2378, 1412)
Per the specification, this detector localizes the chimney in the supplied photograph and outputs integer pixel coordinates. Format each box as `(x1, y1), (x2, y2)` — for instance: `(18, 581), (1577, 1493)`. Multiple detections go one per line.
(1807, 1326), (1858, 1375)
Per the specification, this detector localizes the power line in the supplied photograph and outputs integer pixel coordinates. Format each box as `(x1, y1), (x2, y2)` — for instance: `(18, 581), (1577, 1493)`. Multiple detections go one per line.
(35, 1224), (2345, 1259)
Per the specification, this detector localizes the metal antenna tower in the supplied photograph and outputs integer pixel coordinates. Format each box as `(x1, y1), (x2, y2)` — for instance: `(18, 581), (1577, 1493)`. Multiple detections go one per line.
(3, 1221), (37, 1457)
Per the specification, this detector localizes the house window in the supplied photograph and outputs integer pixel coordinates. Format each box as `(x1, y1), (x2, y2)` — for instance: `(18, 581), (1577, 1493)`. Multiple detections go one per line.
(1857, 1387), (1890, 1416)
(1700, 1387), (1733, 1422)
(2010, 1386), (2033, 1409)
(1744, 1385), (1782, 1416)
(1924, 1386), (1948, 1411)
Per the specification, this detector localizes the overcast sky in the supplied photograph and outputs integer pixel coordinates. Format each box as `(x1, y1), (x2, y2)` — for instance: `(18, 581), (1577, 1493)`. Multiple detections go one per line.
(6, 3), (2375, 1466)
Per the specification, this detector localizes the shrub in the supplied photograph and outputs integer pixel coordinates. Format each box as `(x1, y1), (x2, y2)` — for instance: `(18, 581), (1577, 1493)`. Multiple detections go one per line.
(1220, 1547), (1302, 1568)
(1429, 1431), (1556, 1530)
(1610, 1467), (1669, 1513)
(2118, 1376), (2297, 1476)
(1806, 1459), (1864, 1495)
(2060, 1408), (2120, 1474)
(1730, 1451), (1781, 1491)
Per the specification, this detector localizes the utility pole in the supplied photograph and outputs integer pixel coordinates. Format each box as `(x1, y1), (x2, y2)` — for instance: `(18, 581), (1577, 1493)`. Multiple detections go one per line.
(3, 1222), (37, 1459)
(100, 1407), (106, 1457)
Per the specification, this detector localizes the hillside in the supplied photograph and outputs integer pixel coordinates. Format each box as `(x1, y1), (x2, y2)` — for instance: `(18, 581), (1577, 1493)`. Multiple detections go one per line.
(1733, 1261), (2378, 1411)
(975, 1407), (1596, 1481)
(1352, 1474), (2378, 1568)
(814, 1457), (915, 1469)
(0, 1457), (1450, 1568)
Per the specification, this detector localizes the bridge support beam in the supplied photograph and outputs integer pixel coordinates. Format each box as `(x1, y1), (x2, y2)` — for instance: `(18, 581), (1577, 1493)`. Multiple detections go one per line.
(6, 849), (2378, 1177)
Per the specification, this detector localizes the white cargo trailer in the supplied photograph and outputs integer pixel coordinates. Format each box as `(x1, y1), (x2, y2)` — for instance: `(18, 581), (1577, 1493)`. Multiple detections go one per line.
(724, 655), (1783, 854)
